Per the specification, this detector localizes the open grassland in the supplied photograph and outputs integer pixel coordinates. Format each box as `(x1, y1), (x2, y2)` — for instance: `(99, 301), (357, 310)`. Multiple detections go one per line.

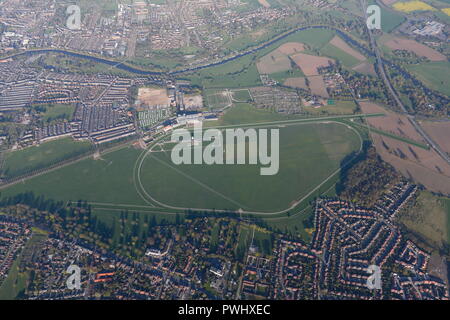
(205, 103), (287, 127)
(1, 118), (363, 215)
(270, 68), (305, 83)
(397, 191), (449, 247)
(329, 36), (366, 62)
(204, 89), (232, 110)
(383, 37), (446, 61)
(1, 146), (146, 206)
(319, 36), (367, 69)
(320, 43), (360, 68)
(138, 122), (361, 213)
(406, 61), (450, 96)
(2, 138), (93, 179)
(35, 103), (76, 123)
(303, 100), (358, 115)
(369, 0), (406, 32)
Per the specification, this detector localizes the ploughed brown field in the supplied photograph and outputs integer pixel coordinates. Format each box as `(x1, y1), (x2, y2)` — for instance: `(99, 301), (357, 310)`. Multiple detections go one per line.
(277, 42), (306, 55)
(258, 0), (271, 8)
(256, 42), (306, 75)
(360, 102), (450, 195)
(352, 62), (376, 76)
(284, 77), (308, 89)
(138, 88), (170, 106)
(307, 75), (329, 97)
(360, 102), (425, 142)
(256, 49), (292, 74)
(384, 37), (446, 61)
(420, 121), (450, 155)
(290, 53), (335, 76)
(330, 36), (366, 61)
(381, 0), (398, 5)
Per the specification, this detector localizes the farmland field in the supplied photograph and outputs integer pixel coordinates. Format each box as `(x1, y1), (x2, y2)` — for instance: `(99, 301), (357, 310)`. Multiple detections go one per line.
(392, 1), (436, 12)
(420, 120), (450, 155)
(369, 0), (406, 32)
(184, 28), (336, 88)
(383, 37), (446, 61)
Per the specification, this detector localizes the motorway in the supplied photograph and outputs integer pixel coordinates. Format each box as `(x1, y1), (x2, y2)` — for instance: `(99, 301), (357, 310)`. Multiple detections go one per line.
(363, 0), (450, 165)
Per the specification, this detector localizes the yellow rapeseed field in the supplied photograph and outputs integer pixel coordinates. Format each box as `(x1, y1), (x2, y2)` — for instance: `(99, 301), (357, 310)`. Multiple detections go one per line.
(393, 1), (436, 13)
(442, 8), (450, 16)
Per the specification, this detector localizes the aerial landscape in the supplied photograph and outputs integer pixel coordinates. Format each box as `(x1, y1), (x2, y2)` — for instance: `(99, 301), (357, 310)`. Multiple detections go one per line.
(0, 0), (449, 306)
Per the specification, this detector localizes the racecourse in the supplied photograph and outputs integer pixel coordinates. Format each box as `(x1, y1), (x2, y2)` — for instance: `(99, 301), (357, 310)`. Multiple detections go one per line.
(0, 114), (380, 216)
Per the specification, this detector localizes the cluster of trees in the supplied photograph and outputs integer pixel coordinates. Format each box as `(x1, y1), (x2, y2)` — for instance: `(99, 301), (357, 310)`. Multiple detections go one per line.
(337, 147), (402, 207)
(387, 63), (449, 117)
(332, 64), (394, 106)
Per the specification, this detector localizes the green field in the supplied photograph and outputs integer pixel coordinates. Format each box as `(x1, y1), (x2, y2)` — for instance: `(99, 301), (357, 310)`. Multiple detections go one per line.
(269, 69), (305, 83)
(406, 61), (450, 96)
(303, 100), (358, 115)
(398, 191), (450, 247)
(36, 103), (76, 123)
(204, 103), (287, 127)
(1, 146), (145, 206)
(138, 122), (361, 213)
(231, 89), (253, 103)
(184, 28), (336, 88)
(320, 43), (362, 68)
(205, 89), (232, 110)
(443, 198), (450, 244)
(370, 0), (406, 32)
(0, 229), (47, 300)
(2, 138), (93, 179)
(1, 120), (362, 215)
